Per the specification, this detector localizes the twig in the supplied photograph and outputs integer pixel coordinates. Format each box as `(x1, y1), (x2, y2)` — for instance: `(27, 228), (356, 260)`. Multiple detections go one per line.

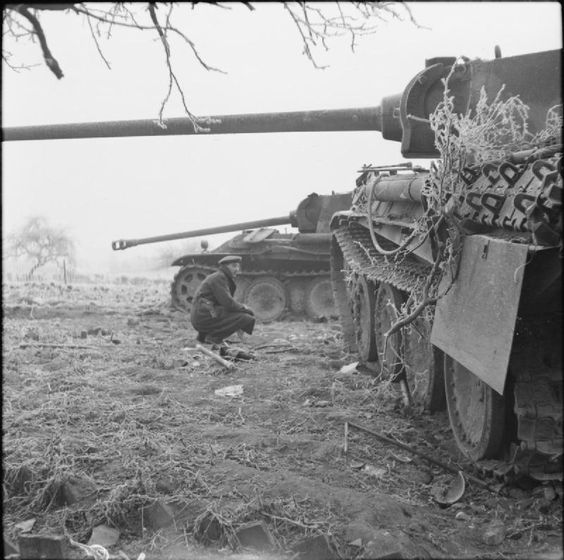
(196, 344), (235, 370)
(254, 343), (293, 350)
(344, 421), (349, 460)
(85, 11), (111, 69)
(347, 421), (493, 491)
(264, 347), (299, 354)
(262, 511), (321, 529)
(506, 522), (548, 539)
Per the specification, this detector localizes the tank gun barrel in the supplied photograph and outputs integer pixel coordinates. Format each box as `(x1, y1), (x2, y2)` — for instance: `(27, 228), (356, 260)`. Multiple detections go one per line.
(3, 107), (383, 142)
(3, 49), (559, 158)
(111, 214), (293, 251)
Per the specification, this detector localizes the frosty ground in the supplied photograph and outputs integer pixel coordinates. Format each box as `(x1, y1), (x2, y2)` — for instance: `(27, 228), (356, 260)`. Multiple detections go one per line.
(2, 280), (562, 559)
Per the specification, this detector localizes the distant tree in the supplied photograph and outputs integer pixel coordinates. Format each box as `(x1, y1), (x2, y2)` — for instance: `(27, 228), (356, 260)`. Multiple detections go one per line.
(7, 216), (75, 277)
(2, 2), (419, 127)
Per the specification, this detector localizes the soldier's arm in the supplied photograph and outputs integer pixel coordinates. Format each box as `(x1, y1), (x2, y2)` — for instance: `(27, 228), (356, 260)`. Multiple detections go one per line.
(210, 274), (247, 312)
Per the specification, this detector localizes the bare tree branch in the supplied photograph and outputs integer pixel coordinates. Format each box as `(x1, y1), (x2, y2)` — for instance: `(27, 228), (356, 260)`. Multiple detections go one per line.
(70, 3), (226, 73)
(11, 4), (76, 11)
(85, 11), (111, 70)
(2, 52), (40, 72)
(283, 1), (424, 69)
(3, 2), (421, 124)
(148, 2), (176, 125)
(283, 3), (329, 70)
(11, 5), (64, 78)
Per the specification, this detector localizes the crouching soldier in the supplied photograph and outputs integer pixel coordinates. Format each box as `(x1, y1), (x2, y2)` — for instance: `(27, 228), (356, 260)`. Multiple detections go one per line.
(191, 255), (255, 346)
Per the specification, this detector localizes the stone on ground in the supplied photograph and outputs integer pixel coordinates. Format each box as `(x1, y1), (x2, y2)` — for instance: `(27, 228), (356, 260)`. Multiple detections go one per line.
(87, 524), (120, 547)
(235, 521), (274, 551)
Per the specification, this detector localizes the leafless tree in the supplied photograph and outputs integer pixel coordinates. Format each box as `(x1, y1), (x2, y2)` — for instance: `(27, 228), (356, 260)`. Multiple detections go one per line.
(2, 2), (419, 129)
(7, 216), (76, 277)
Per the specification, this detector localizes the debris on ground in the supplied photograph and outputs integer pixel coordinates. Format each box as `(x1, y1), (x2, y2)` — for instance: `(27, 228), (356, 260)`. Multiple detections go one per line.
(214, 385), (244, 398)
(339, 362), (359, 374)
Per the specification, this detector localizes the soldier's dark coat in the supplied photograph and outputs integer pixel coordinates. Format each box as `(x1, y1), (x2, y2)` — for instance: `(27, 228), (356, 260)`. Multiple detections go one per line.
(190, 265), (255, 342)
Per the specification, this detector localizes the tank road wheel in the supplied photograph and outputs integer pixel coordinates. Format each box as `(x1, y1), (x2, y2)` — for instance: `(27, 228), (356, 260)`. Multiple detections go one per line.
(234, 276), (252, 301)
(330, 236), (356, 352)
(305, 276), (336, 320)
(402, 314), (445, 412)
(244, 276), (286, 323)
(373, 283), (404, 378)
(170, 265), (214, 313)
(287, 279), (307, 315)
(444, 356), (506, 461)
(351, 275), (378, 362)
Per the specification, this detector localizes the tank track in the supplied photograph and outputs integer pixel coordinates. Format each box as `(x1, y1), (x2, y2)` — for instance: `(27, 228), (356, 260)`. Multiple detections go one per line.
(473, 361), (562, 483)
(331, 219), (432, 350)
(333, 220), (431, 293)
(503, 317), (563, 480)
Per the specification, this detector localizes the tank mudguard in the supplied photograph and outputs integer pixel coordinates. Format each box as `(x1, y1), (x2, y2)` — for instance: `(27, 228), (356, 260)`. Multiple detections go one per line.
(171, 254), (231, 268)
(430, 234), (529, 395)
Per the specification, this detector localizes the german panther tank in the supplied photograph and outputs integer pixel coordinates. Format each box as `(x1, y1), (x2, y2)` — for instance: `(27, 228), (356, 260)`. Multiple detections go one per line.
(328, 48), (562, 479)
(3, 47), (561, 478)
(110, 191), (352, 322)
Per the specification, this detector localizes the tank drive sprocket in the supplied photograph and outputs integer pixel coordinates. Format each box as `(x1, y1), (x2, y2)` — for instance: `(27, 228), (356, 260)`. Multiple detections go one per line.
(170, 265), (215, 313)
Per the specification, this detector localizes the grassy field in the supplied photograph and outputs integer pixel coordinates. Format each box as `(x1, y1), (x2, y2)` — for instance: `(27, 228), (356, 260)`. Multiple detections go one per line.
(2, 280), (562, 560)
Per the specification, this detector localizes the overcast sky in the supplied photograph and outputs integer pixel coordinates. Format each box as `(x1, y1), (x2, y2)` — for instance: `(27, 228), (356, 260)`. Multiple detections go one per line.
(2, 2), (562, 273)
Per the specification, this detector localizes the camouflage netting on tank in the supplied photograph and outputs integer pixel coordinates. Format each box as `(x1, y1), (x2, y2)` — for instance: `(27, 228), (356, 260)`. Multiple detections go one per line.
(416, 60), (563, 316)
(424, 58), (563, 223)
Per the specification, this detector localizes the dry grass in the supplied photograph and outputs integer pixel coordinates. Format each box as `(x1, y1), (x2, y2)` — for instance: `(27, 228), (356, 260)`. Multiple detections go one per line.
(1, 282), (370, 558)
(3, 281), (561, 559)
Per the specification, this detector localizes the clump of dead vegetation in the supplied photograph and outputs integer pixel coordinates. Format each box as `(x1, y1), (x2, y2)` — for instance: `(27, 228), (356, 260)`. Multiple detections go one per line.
(425, 59), (563, 213)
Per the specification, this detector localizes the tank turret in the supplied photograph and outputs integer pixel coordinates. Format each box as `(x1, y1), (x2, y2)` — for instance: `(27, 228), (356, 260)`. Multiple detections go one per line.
(111, 191), (346, 251)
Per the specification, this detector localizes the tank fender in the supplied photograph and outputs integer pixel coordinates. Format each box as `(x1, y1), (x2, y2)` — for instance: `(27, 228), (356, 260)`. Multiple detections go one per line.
(171, 254), (234, 268)
(430, 234), (529, 395)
